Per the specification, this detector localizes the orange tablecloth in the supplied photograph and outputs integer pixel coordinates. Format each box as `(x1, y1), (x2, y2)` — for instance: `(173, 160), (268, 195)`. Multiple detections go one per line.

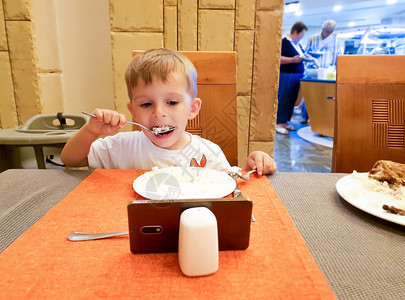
(0, 169), (335, 299)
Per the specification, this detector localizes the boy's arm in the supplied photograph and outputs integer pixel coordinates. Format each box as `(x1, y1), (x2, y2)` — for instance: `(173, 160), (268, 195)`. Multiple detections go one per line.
(61, 109), (127, 167)
(60, 124), (100, 167)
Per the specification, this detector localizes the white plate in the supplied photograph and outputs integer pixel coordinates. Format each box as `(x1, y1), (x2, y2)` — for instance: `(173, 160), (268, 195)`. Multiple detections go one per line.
(336, 173), (405, 226)
(133, 167), (236, 200)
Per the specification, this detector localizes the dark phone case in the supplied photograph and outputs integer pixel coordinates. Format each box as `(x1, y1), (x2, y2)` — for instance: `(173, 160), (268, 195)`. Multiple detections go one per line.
(127, 198), (252, 254)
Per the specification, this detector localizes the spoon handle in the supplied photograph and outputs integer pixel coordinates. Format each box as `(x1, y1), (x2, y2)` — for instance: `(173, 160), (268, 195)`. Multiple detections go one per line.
(67, 231), (129, 241)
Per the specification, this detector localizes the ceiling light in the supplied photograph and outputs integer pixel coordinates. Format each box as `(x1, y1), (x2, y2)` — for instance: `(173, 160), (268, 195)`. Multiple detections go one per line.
(333, 5), (342, 12)
(285, 1), (300, 13)
(386, 0), (397, 4)
(295, 10), (303, 16)
(348, 21), (356, 27)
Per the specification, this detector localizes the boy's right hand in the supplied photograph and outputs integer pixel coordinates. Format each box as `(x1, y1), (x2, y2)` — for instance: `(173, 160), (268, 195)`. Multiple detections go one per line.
(87, 108), (127, 136)
(61, 108), (127, 168)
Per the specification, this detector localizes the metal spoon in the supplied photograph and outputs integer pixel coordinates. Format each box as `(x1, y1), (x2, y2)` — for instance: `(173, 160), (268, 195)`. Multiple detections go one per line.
(227, 169), (256, 222)
(228, 169), (257, 180)
(82, 112), (177, 135)
(67, 231), (128, 241)
(239, 169), (257, 180)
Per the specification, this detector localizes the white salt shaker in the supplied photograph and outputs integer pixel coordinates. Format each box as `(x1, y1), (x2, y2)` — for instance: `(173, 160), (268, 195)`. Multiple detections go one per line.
(178, 207), (219, 277)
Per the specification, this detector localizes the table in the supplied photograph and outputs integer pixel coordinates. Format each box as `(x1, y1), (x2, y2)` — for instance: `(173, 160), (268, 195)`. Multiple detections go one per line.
(298, 78), (336, 138)
(1, 170), (404, 299)
(270, 173), (404, 299)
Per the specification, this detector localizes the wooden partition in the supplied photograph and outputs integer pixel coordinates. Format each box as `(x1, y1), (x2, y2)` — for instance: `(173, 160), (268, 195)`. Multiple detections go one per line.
(332, 55), (405, 173)
(132, 51), (238, 166)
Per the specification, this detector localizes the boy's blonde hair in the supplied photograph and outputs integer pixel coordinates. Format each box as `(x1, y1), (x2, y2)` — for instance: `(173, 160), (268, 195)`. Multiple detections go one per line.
(125, 48), (198, 101)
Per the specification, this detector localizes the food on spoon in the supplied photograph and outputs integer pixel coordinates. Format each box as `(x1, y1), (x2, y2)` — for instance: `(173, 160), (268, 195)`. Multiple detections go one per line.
(152, 125), (175, 134)
(368, 160), (405, 186)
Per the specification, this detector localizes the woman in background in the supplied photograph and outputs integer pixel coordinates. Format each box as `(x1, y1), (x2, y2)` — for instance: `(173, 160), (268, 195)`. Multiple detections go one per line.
(276, 21), (307, 135)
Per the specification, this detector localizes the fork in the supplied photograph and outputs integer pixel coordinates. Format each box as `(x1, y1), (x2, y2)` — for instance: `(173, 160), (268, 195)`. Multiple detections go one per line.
(229, 169), (257, 180)
(82, 112), (177, 135)
(228, 169), (256, 222)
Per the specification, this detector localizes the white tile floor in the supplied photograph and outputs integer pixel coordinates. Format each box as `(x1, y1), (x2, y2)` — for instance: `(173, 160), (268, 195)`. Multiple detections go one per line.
(273, 114), (333, 173)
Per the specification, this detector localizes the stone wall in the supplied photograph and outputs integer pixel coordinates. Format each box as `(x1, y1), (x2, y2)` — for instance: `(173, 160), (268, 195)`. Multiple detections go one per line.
(0, 0), (39, 128)
(0, 0), (114, 129)
(0, 0), (283, 167)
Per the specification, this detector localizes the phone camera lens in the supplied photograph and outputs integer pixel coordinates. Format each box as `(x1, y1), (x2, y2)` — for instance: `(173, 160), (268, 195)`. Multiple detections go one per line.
(141, 226), (163, 234)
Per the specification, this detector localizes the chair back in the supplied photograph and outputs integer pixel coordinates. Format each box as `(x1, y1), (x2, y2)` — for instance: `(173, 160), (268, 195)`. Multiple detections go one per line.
(332, 55), (405, 172)
(132, 51), (238, 166)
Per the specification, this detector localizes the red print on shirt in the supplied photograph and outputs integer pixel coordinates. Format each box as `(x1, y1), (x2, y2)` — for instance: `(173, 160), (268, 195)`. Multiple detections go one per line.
(190, 155), (207, 168)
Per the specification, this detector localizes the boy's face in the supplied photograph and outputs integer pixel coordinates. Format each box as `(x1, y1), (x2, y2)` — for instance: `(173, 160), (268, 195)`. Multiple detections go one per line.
(127, 71), (201, 150)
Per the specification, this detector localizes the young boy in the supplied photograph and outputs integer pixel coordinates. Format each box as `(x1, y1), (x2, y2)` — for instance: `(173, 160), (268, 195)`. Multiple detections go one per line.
(61, 48), (277, 175)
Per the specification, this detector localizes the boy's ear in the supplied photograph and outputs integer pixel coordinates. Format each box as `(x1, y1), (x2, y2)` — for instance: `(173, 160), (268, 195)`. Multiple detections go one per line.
(188, 98), (202, 120)
(127, 102), (135, 117)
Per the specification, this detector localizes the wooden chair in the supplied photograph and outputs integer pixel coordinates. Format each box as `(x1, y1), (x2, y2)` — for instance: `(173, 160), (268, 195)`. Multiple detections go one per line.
(332, 55), (405, 173)
(132, 51), (238, 166)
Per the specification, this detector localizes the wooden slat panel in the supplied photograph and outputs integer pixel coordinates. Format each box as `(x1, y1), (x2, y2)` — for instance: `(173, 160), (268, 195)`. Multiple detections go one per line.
(372, 100), (388, 123)
(337, 55), (405, 85)
(373, 123), (387, 148)
(389, 99), (404, 124)
(332, 85), (405, 173)
(132, 50), (236, 85)
(186, 128), (203, 136)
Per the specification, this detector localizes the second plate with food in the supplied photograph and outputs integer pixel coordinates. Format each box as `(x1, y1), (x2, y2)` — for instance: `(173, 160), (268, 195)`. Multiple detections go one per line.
(336, 172), (405, 226)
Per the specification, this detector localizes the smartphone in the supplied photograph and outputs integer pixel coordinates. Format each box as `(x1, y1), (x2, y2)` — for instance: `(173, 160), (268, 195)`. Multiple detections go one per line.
(127, 198), (252, 254)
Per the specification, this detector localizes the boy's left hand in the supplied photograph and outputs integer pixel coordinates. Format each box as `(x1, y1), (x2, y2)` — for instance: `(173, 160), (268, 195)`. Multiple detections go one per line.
(245, 151), (277, 175)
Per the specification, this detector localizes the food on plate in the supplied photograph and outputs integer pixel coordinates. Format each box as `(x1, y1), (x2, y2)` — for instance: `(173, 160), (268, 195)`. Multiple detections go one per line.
(368, 160), (405, 186)
(336, 161), (405, 223)
(365, 160), (405, 215)
(345, 172), (405, 203)
(382, 205), (405, 216)
(147, 166), (218, 185)
(338, 169), (404, 217)
(133, 166), (235, 200)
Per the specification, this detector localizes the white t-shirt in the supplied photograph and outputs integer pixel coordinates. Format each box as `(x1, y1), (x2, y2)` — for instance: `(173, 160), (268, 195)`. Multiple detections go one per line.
(88, 131), (231, 170)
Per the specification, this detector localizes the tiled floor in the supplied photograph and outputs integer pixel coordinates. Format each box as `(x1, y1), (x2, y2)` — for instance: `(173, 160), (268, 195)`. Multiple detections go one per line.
(273, 114), (333, 173)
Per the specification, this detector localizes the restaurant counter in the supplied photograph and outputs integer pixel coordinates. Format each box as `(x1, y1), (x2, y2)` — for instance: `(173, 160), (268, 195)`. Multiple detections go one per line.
(300, 78), (336, 84)
(298, 77), (336, 138)
(1, 169), (404, 299)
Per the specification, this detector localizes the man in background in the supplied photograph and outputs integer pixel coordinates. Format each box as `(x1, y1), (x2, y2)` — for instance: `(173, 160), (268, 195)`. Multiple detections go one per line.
(305, 19), (337, 64)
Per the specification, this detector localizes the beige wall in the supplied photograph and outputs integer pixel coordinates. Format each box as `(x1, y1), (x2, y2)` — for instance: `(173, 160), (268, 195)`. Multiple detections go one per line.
(0, 0), (283, 167)
(0, 0), (114, 126)
(53, 0), (114, 113)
